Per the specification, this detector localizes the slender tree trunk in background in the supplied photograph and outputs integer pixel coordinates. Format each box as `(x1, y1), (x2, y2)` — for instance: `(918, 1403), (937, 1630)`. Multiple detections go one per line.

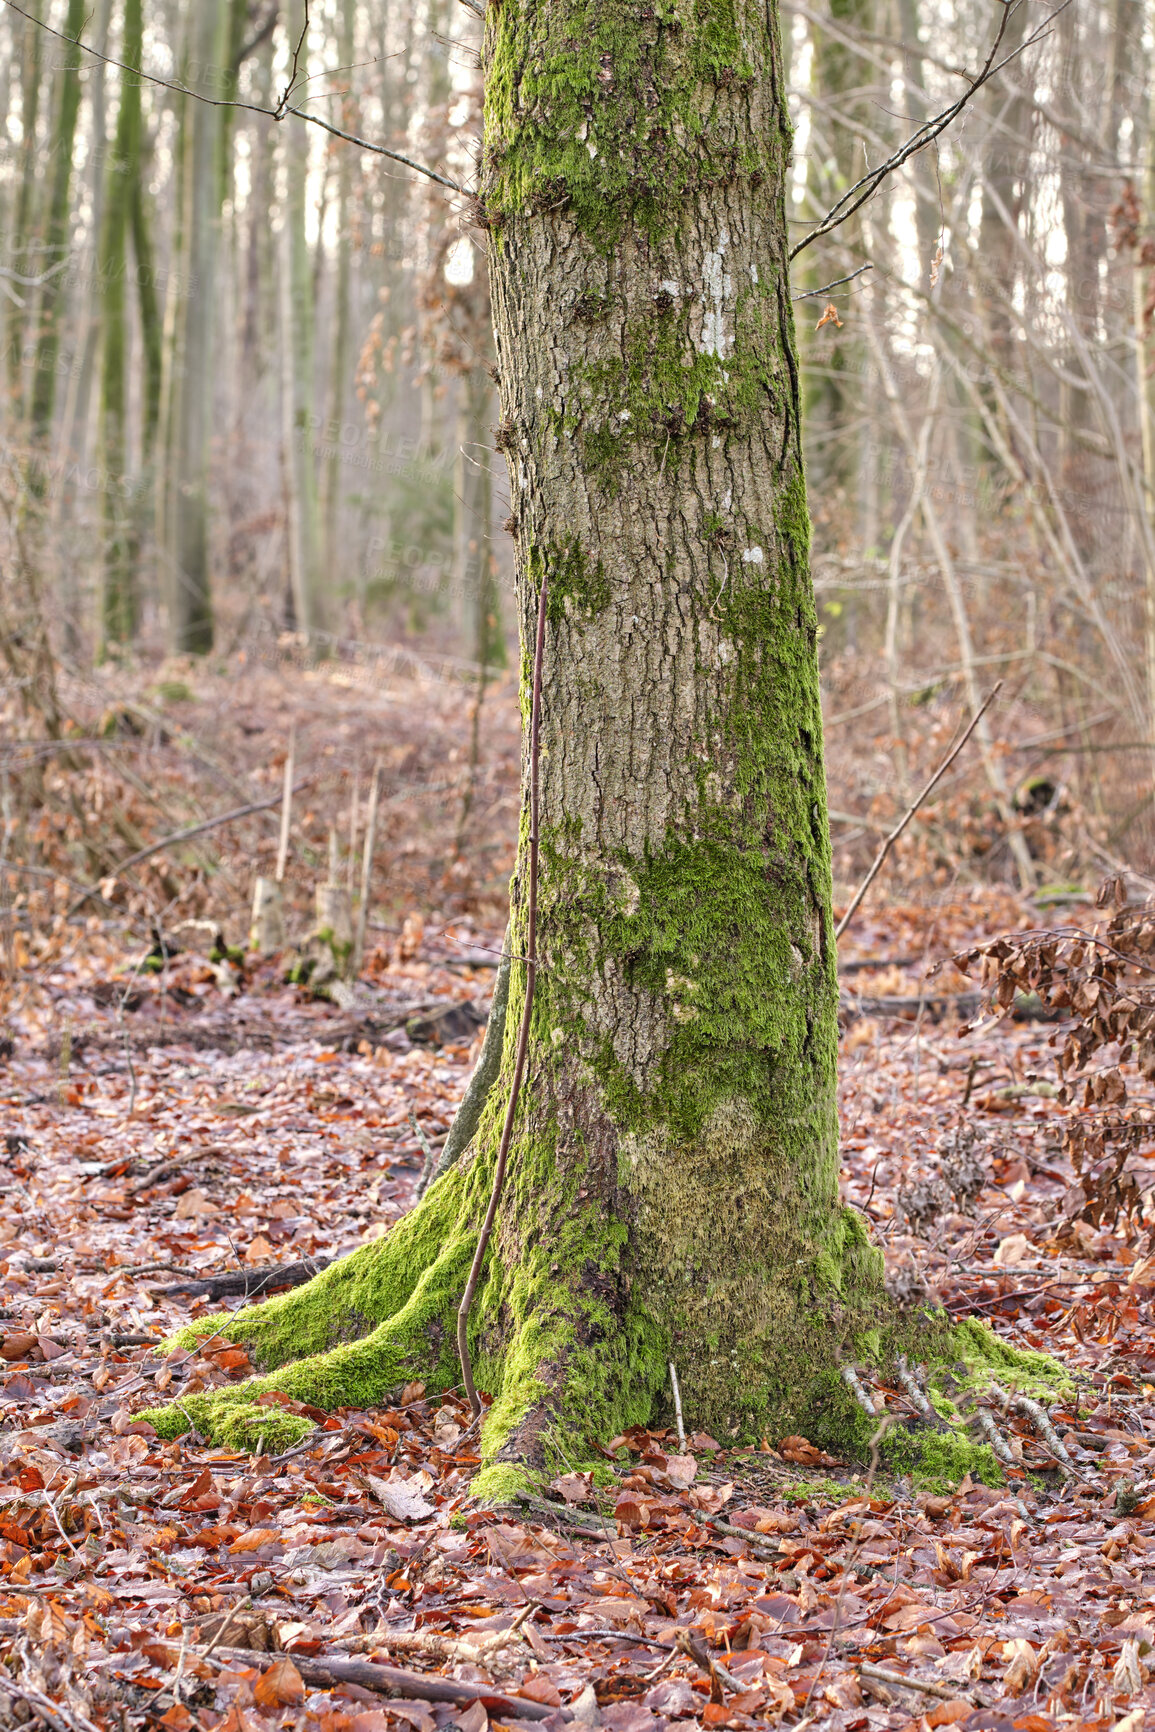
(322, 0), (356, 599)
(1056, 4), (1106, 553)
(149, 0), (983, 1494)
(417, 0), (451, 459)
(168, 0), (226, 654)
(29, 0), (86, 448)
(974, 0), (1031, 465)
(242, 37), (275, 383)
(894, 0), (939, 274)
(281, 0), (323, 639)
(6, 0), (43, 415)
(801, 0), (871, 506)
(55, 0), (113, 656)
(127, 84), (163, 608)
(1134, 35), (1155, 749)
(99, 0), (154, 651)
(155, 17), (191, 594)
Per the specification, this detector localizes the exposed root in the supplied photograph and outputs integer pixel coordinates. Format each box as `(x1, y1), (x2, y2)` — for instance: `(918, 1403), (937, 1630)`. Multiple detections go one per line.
(972, 1404), (1015, 1467)
(840, 1363), (878, 1416)
(991, 1382), (1076, 1471)
(895, 1356), (937, 1425)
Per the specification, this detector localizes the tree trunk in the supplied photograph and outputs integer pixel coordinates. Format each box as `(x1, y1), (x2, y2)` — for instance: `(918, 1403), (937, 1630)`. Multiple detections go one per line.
(278, 0), (323, 638)
(322, 0), (356, 601)
(99, 0), (144, 647)
(29, 0), (86, 448)
(5, 0), (43, 414)
(167, 0), (226, 654)
(146, 0), (1042, 1493)
(54, 0), (114, 657)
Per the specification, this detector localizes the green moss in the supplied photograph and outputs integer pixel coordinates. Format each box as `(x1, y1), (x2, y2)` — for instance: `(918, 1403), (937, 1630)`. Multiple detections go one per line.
(470, 1462), (538, 1507)
(546, 278), (792, 487)
(947, 1317), (1074, 1398)
(483, 0), (779, 249)
(529, 539), (611, 625)
(880, 1426), (1002, 1494)
(145, 1399), (314, 1452)
(143, 1104), (669, 1484)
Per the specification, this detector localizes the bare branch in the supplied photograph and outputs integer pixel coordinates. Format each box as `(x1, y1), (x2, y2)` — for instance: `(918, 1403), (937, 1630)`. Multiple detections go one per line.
(789, 0), (1067, 261)
(3, 0), (470, 196)
(835, 684), (1003, 941)
(276, 0), (311, 119)
(792, 262), (872, 300)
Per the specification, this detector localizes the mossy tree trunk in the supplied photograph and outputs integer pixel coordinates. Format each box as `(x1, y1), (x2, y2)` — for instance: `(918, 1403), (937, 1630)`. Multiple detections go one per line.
(100, 0), (150, 649)
(29, 0), (86, 447)
(151, 0), (1018, 1490)
(167, 0), (226, 655)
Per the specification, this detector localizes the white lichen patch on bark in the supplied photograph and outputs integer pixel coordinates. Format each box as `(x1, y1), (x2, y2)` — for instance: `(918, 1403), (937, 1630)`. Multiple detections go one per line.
(698, 228), (733, 358)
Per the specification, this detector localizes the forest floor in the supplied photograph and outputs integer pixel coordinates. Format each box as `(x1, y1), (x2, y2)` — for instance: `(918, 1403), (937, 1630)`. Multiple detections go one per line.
(3, 890), (1155, 1732)
(3, 666), (1155, 1732)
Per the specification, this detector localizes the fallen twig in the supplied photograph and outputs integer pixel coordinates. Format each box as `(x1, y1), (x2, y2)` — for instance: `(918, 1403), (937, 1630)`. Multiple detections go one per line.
(895, 1358), (937, 1425)
(858, 1662), (982, 1707)
(196, 1647), (565, 1721)
(973, 1405), (1016, 1467)
(155, 1255), (334, 1302)
(515, 1490), (616, 1538)
(840, 1363), (878, 1417)
(337, 1602), (536, 1663)
(669, 1361), (687, 1450)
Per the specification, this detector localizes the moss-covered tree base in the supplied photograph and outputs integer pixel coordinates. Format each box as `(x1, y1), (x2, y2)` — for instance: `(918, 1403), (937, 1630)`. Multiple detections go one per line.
(142, 1144), (1071, 1502)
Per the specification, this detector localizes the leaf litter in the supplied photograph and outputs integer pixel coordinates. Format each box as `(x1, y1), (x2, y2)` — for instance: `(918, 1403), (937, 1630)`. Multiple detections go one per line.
(5, 880), (1155, 1731)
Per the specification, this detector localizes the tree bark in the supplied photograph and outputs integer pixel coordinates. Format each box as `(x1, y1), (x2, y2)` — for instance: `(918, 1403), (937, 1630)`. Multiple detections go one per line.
(145, 0), (1031, 1496)
(5, 0), (44, 415)
(29, 0), (86, 448)
(280, 0), (323, 639)
(99, 0), (146, 647)
(167, 0), (226, 654)
(321, 0), (356, 593)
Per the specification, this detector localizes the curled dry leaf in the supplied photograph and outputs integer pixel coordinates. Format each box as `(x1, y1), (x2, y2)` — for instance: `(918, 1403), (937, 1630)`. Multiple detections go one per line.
(688, 1480), (733, 1514)
(778, 1435), (840, 1467)
(253, 1656), (306, 1709)
(993, 1232), (1032, 1267)
(0, 1333), (38, 1362)
(1001, 1637), (1039, 1693)
(366, 1473), (435, 1521)
(925, 1704), (973, 1728)
(172, 1187), (220, 1218)
(662, 1453), (698, 1487)
(550, 1471), (598, 1505)
(1113, 1638), (1146, 1697)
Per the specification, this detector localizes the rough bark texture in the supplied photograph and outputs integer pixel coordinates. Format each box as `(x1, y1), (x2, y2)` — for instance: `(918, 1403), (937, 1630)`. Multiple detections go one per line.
(146, 0), (1050, 1495)
(472, 0), (881, 1467)
(168, 0), (225, 655)
(29, 0), (86, 444)
(100, 0), (148, 647)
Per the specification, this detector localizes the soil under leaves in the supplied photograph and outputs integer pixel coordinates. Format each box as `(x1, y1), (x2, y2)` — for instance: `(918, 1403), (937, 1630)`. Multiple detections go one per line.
(3, 887), (1155, 1732)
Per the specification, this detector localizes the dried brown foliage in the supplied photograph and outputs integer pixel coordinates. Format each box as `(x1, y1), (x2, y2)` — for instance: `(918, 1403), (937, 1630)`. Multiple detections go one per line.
(953, 877), (1155, 1237)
